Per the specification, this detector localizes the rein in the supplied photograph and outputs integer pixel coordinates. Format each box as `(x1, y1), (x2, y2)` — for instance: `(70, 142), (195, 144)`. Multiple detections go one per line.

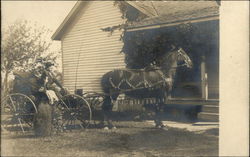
(108, 48), (187, 91)
(104, 47), (191, 96)
(108, 68), (171, 93)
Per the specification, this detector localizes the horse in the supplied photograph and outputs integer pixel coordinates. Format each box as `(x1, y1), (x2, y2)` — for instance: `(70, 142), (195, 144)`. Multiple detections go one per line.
(100, 46), (193, 130)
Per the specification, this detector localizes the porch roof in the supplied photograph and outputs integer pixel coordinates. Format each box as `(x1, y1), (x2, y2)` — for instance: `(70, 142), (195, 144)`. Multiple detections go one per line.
(126, 2), (219, 31)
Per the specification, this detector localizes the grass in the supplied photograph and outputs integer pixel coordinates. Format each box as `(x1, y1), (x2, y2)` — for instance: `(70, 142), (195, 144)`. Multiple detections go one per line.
(1, 121), (218, 157)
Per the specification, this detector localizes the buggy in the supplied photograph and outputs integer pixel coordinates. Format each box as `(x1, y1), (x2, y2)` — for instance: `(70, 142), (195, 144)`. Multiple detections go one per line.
(1, 70), (92, 135)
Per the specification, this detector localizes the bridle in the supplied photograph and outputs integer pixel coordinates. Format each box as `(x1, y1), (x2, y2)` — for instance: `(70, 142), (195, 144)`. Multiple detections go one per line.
(160, 48), (192, 84)
(160, 48), (191, 70)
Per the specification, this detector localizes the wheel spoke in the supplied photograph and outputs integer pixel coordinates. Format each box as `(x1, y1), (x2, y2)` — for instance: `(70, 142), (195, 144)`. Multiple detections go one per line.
(66, 119), (70, 126)
(9, 95), (16, 111)
(18, 118), (25, 133)
(59, 94), (92, 130)
(1, 94), (37, 134)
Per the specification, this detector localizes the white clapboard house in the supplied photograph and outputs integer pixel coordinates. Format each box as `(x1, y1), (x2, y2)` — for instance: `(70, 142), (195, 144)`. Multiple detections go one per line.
(52, 1), (220, 121)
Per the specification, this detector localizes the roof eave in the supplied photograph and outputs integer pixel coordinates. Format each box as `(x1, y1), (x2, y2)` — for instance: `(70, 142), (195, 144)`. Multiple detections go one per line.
(127, 14), (219, 32)
(126, 1), (156, 17)
(51, 1), (88, 41)
(126, 6), (220, 32)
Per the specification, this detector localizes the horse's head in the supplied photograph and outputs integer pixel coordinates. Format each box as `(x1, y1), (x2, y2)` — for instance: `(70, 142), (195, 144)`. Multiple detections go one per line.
(176, 47), (193, 68)
(160, 46), (193, 70)
(157, 47), (193, 94)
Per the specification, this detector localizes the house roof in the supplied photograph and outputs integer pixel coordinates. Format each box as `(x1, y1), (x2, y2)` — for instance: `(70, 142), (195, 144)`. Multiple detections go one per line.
(51, 1), (219, 40)
(51, 1), (88, 40)
(51, 1), (149, 40)
(127, 1), (219, 17)
(127, 5), (219, 31)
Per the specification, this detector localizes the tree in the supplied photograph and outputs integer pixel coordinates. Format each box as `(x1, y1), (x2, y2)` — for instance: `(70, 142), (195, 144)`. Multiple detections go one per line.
(1, 19), (58, 97)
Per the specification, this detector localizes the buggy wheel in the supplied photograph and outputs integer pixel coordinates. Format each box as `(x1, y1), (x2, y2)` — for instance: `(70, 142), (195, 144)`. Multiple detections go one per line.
(59, 94), (92, 130)
(1, 93), (37, 133)
(82, 92), (105, 127)
(82, 92), (104, 110)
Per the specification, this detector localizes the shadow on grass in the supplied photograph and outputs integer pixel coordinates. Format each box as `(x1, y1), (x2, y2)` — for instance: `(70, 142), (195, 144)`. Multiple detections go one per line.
(63, 127), (218, 156)
(1, 135), (36, 141)
(203, 128), (219, 136)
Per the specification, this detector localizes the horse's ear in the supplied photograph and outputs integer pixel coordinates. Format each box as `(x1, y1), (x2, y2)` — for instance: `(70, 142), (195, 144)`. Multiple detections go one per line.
(177, 47), (185, 53)
(170, 44), (176, 51)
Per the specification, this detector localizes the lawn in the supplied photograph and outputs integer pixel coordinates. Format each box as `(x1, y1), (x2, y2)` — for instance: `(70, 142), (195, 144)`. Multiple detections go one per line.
(1, 121), (218, 157)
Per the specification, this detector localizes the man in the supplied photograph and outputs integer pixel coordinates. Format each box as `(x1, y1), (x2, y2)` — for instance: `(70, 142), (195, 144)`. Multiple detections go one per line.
(42, 62), (65, 96)
(40, 61), (67, 132)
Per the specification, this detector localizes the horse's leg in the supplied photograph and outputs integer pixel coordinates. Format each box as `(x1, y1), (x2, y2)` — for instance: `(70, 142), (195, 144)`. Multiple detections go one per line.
(102, 94), (118, 129)
(154, 103), (168, 130)
(101, 96), (112, 129)
(107, 94), (119, 129)
(154, 103), (163, 127)
(154, 93), (168, 130)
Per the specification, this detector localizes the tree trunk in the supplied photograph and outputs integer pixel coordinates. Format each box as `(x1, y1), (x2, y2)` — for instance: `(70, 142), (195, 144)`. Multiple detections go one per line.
(3, 71), (10, 98)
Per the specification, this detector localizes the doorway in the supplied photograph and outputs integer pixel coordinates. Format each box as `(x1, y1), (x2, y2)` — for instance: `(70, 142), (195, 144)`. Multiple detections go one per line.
(170, 20), (219, 100)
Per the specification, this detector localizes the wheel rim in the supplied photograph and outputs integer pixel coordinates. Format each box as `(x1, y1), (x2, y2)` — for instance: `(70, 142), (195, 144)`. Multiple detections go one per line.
(1, 93), (37, 133)
(82, 92), (105, 126)
(59, 94), (92, 130)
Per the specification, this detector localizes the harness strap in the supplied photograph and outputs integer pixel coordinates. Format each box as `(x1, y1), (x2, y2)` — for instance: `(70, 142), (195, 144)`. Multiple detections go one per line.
(109, 77), (118, 89)
(125, 79), (136, 89)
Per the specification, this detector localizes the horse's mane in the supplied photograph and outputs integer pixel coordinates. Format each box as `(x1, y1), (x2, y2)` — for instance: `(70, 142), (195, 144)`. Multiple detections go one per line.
(156, 48), (179, 74)
(158, 48), (178, 63)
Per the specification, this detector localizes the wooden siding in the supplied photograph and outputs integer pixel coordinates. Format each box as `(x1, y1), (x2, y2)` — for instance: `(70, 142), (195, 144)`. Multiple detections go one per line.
(61, 1), (125, 93)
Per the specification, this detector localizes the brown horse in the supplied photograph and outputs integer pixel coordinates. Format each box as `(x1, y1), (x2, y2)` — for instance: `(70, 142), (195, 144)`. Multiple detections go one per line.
(101, 47), (193, 129)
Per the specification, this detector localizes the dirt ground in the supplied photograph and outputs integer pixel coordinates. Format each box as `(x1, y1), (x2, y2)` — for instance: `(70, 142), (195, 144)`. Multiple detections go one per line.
(1, 121), (218, 157)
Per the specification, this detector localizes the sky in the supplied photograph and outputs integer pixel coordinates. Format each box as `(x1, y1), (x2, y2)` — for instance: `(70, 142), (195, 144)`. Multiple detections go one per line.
(2, 1), (77, 71)
(2, 1), (77, 51)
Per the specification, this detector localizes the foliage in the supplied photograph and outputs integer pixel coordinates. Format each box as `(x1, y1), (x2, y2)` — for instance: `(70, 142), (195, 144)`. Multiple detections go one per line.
(1, 19), (59, 96)
(114, 1), (147, 22)
(123, 23), (202, 69)
(101, 2), (203, 69)
(1, 20), (54, 73)
(101, 1), (147, 35)
(30, 54), (62, 83)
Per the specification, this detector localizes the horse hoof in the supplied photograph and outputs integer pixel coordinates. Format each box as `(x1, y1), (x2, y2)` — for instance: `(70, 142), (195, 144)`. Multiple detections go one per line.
(156, 125), (162, 129)
(155, 124), (168, 130)
(155, 124), (162, 129)
(160, 125), (168, 131)
(103, 126), (109, 130)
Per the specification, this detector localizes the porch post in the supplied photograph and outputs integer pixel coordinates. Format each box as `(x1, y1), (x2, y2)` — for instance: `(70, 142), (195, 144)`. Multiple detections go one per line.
(201, 55), (208, 100)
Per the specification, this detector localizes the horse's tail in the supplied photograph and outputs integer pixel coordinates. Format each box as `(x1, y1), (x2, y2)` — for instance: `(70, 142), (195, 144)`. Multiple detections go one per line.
(101, 71), (112, 95)
(101, 70), (120, 102)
